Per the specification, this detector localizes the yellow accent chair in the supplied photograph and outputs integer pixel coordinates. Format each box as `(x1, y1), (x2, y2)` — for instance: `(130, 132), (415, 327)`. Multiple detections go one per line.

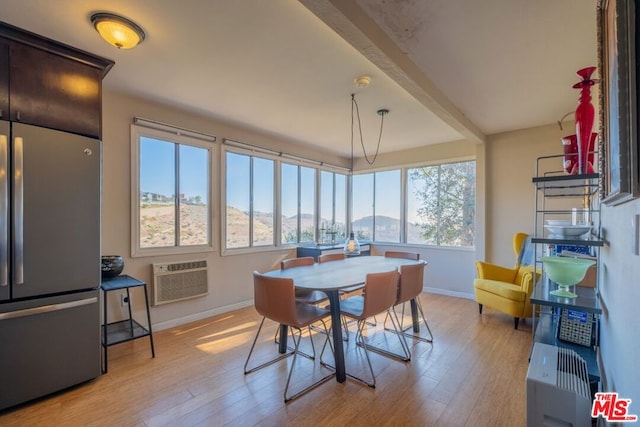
(473, 233), (538, 329)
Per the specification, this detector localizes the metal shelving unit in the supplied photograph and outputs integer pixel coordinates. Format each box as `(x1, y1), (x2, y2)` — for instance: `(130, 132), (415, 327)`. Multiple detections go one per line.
(530, 154), (602, 389)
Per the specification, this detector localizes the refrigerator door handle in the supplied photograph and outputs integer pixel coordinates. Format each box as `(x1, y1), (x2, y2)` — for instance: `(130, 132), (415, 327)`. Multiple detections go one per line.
(0, 297), (98, 320)
(0, 134), (7, 287)
(13, 136), (24, 285)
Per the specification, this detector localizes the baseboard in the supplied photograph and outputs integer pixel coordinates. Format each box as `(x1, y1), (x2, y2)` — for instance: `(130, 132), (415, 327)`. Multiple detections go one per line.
(423, 287), (475, 300)
(152, 299), (254, 331)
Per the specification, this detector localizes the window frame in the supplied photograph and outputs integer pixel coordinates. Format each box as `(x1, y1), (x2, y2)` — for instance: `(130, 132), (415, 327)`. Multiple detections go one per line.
(221, 144), (349, 255)
(351, 156), (476, 248)
(131, 124), (216, 257)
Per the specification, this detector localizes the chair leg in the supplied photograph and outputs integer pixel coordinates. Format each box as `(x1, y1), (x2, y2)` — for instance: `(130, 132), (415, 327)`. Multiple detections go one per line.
(387, 299), (434, 343)
(479, 304), (483, 314)
(284, 320), (334, 403)
(358, 309), (411, 362)
(273, 324), (315, 360)
(244, 317), (294, 374)
(514, 317), (519, 330)
(352, 320), (377, 388)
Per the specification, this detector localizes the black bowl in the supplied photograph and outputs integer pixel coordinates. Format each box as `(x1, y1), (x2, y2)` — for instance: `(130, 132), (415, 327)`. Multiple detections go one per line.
(101, 255), (124, 279)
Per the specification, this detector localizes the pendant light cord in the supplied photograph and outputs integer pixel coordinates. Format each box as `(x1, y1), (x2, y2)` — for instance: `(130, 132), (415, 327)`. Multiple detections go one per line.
(351, 94), (386, 166)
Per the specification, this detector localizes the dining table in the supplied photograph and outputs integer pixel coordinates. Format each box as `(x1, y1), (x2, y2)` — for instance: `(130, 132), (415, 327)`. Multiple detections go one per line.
(263, 255), (423, 383)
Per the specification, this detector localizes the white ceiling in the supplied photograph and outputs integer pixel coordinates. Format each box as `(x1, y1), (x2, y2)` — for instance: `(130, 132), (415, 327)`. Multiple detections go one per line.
(0, 0), (597, 158)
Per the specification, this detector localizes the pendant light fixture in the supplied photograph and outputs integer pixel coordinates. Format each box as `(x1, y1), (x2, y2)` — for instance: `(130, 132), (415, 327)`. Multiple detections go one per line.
(345, 76), (389, 253)
(91, 12), (146, 49)
(350, 75), (390, 166)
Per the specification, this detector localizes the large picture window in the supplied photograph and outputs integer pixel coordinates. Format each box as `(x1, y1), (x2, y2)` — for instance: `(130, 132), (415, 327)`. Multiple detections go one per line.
(351, 171), (401, 242)
(225, 152), (275, 249)
(132, 124), (214, 256)
(319, 171), (348, 244)
(281, 163), (316, 244)
(407, 160), (475, 246)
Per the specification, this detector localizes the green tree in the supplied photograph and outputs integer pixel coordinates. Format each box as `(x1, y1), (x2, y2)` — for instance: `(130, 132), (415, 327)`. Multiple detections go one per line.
(409, 161), (475, 246)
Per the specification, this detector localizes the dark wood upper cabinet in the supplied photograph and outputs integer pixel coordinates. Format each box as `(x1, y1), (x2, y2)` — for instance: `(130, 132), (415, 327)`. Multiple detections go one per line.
(0, 22), (114, 139)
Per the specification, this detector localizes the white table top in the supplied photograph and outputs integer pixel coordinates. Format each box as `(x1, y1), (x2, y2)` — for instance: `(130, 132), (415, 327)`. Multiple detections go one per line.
(262, 256), (420, 291)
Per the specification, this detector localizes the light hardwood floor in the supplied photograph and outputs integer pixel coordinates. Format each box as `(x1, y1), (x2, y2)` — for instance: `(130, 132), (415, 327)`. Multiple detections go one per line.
(0, 293), (533, 427)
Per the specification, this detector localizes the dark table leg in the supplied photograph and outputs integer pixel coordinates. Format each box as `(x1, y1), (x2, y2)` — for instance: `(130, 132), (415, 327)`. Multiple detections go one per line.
(410, 299), (420, 333)
(327, 290), (346, 382)
(278, 324), (288, 354)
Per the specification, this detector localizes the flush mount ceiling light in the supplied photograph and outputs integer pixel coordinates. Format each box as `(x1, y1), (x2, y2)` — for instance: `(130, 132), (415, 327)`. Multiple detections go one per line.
(354, 75), (371, 88)
(90, 12), (145, 49)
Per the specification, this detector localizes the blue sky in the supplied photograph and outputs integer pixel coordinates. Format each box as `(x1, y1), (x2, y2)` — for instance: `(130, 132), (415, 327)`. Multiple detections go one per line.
(140, 137), (209, 199)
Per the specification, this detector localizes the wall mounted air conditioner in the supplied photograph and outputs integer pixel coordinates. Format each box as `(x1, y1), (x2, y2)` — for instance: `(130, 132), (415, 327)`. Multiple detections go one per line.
(151, 260), (208, 306)
(526, 342), (592, 427)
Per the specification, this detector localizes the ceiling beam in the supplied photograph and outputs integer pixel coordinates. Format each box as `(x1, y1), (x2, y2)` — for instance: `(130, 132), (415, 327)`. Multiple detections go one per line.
(299, 0), (486, 144)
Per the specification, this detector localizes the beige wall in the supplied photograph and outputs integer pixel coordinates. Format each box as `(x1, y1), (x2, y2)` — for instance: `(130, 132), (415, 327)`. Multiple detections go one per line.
(485, 123), (571, 266)
(101, 90), (346, 328)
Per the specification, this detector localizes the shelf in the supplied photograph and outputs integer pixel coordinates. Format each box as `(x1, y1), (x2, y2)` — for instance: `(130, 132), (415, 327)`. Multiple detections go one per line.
(532, 173), (599, 197)
(531, 233), (604, 247)
(531, 276), (601, 314)
(533, 314), (600, 382)
(102, 319), (151, 347)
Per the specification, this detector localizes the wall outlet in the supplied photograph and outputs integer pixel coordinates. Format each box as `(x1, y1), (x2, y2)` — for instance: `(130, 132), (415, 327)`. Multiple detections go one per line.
(120, 293), (130, 307)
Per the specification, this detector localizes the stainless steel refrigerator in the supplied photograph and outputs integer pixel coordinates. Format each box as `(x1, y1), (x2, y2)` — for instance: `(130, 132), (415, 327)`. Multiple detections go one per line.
(0, 121), (101, 410)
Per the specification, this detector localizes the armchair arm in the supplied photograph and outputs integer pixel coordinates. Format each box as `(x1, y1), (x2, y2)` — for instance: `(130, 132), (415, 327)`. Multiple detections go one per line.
(475, 261), (518, 283)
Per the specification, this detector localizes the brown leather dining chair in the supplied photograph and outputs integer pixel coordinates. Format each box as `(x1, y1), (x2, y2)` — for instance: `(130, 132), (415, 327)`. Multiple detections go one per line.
(333, 270), (409, 387)
(244, 271), (334, 402)
(281, 257), (328, 305)
(386, 260), (433, 348)
(384, 251), (420, 260)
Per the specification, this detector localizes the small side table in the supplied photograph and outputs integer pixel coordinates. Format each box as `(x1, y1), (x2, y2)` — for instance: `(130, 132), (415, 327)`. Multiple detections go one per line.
(101, 274), (155, 373)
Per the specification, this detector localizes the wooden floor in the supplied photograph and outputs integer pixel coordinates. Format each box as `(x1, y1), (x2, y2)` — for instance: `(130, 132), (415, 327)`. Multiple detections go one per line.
(0, 293), (533, 427)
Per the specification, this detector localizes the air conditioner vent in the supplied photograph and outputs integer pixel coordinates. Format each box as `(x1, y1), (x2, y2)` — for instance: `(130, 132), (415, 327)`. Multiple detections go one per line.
(152, 260), (208, 306)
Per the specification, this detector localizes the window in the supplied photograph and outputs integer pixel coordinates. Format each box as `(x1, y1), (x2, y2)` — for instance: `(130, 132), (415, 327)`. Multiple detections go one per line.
(225, 151), (275, 249)
(281, 163), (316, 244)
(352, 173), (374, 240)
(319, 171), (348, 244)
(351, 170), (401, 242)
(407, 160), (475, 246)
(132, 124), (214, 256)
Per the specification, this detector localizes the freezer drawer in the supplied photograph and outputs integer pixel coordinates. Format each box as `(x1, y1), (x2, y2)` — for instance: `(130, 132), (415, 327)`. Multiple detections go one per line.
(0, 289), (101, 410)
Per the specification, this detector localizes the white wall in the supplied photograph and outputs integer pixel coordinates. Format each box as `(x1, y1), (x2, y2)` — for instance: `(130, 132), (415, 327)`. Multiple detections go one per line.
(599, 200), (640, 407)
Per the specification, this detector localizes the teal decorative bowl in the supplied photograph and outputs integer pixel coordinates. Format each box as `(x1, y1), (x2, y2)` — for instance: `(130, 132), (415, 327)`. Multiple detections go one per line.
(541, 256), (596, 298)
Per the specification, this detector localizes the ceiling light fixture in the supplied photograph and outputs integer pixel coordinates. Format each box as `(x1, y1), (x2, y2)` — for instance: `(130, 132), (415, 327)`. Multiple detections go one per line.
(90, 12), (145, 49)
(354, 75), (371, 88)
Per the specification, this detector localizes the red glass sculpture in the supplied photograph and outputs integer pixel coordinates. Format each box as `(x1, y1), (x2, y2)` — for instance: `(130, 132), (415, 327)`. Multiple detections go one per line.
(562, 132), (597, 175)
(572, 67), (598, 175)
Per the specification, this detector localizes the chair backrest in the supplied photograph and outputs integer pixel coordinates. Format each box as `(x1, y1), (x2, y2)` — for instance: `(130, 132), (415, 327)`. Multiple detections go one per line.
(513, 233), (528, 259)
(281, 256), (314, 270)
(318, 253), (346, 263)
(361, 270), (399, 317)
(397, 260), (427, 304)
(384, 251), (419, 260)
(253, 271), (297, 326)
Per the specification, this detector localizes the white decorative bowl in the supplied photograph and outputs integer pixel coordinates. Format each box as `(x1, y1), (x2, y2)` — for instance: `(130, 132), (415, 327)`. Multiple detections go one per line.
(544, 224), (592, 238)
(545, 219), (572, 226)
